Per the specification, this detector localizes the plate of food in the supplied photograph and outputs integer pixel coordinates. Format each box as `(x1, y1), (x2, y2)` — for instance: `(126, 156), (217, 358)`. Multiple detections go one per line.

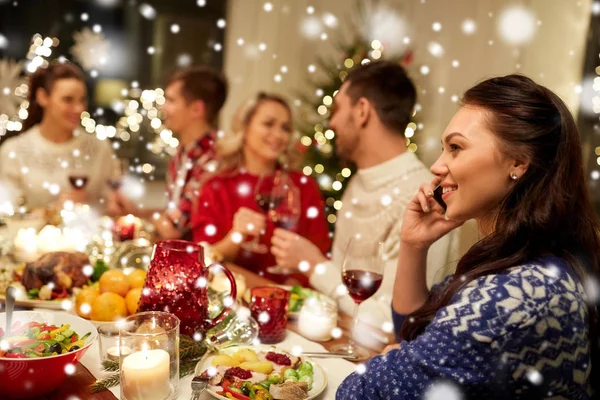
(243, 285), (336, 319)
(197, 345), (327, 400)
(0, 252), (99, 310)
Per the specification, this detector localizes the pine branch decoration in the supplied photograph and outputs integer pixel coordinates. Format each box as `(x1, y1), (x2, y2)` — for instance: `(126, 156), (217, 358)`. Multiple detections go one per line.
(91, 373), (120, 393)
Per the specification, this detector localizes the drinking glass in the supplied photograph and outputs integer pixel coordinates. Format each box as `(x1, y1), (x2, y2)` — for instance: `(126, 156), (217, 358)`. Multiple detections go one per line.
(249, 286), (290, 344)
(240, 174), (278, 254)
(329, 237), (385, 360)
(68, 153), (88, 190)
(266, 172), (302, 275)
(107, 158), (128, 191)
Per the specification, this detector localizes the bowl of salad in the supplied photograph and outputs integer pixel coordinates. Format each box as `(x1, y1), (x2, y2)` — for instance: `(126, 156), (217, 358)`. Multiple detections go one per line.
(0, 311), (97, 399)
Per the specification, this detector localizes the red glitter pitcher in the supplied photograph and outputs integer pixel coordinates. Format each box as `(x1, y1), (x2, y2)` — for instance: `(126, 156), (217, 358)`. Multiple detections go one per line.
(138, 240), (237, 337)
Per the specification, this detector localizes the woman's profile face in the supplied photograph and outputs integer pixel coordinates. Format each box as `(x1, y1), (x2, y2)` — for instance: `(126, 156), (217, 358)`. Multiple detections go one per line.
(38, 78), (87, 132)
(430, 106), (522, 224)
(244, 100), (292, 165)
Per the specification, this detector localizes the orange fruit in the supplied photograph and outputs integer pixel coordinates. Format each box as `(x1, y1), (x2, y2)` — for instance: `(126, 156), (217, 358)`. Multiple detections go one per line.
(99, 269), (130, 297)
(125, 288), (142, 315)
(90, 292), (127, 321)
(126, 269), (146, 289)
(75, 289), (99, 319)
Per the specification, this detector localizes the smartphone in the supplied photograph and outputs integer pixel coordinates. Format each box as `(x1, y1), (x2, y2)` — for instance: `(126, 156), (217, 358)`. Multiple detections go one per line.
(432, 184), (447, 212)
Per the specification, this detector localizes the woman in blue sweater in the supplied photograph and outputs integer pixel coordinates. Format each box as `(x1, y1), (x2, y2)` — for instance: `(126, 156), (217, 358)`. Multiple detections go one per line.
(337, 75), (600, 399)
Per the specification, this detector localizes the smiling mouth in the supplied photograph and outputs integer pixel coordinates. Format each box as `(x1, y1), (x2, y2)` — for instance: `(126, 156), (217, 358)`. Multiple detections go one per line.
(442, 186), (457, 200)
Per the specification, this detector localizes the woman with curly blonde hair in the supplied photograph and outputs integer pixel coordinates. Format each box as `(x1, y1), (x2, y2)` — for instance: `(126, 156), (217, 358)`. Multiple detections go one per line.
(192, 92), (330, 282)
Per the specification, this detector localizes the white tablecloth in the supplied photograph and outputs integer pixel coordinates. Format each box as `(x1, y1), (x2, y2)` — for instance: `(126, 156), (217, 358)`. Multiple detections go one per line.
(80, 329), (356, 400)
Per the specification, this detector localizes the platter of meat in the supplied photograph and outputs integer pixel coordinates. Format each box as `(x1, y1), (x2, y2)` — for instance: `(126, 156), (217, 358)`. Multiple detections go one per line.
(197, 346), (327, 400)
(0, 252), (90, 310)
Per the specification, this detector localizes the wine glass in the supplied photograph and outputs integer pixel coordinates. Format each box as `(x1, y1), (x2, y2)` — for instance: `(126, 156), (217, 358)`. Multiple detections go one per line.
(68, 152), (88, 190)
(329, 237), (385, 360)
(240, 174), (277, 254)
(267, 172), (302, 275)
(107, 158), (128, 191)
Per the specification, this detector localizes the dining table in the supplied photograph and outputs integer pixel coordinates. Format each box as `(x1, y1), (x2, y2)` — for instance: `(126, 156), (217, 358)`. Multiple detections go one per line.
(12, 263), (394, 400)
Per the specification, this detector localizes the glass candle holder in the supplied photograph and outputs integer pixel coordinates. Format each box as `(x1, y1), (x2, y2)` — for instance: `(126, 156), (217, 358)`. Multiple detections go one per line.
(119, 312), (180, 400)
(250, 287), (290, 344)
(297, 297), (338, 342)
(98, 323), (132, 362)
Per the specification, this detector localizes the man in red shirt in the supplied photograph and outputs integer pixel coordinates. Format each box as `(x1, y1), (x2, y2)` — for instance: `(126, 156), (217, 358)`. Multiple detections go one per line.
(109, 66), (228, 240)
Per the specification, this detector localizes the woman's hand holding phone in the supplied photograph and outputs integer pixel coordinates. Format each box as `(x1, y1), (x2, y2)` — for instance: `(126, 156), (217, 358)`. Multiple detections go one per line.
(400, 177), (463, 250)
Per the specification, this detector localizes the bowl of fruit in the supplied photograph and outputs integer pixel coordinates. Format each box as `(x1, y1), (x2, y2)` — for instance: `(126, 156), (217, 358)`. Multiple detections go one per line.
(72, 267), (146, 326)
(0, 310), (97, 399)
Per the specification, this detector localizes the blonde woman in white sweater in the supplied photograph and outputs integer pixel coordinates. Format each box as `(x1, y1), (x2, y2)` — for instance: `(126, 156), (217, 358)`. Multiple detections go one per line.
(271, 62), (460, 330)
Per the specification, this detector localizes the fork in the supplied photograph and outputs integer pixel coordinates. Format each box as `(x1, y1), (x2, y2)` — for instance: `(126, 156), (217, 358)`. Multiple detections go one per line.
(190, 374), (209, 400)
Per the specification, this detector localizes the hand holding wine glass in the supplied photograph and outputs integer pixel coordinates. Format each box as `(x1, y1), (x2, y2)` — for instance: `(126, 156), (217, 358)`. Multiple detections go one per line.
(107, 158), (128, 191)
(267, 172), (302, 275)
(329, 237), (385, 360)
(240, 174), (279, 254)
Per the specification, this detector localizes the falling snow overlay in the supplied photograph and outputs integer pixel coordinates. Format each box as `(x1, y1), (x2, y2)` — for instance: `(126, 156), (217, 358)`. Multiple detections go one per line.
(339, 257), (591, 399)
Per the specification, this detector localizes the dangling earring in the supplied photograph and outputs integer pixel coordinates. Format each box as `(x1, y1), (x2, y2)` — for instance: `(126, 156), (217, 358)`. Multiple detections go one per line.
(510, 172), (518, 180)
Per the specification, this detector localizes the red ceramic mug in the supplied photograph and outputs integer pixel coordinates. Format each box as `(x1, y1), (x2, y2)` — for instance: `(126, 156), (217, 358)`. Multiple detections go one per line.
(138, 240), (237, 337)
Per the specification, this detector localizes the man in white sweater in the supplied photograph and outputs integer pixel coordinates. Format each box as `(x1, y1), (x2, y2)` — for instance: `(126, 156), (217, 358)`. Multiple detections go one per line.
(271, 61), (459, 330)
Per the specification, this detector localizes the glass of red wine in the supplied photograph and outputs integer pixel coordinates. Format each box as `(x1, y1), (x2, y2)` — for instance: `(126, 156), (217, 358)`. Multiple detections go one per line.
(68, 153), (88, 190)
(267, 172), (302, 275)
(107, 158), (128, 191)
(240, 174), (279, 254)
(329, 237), (385, 360)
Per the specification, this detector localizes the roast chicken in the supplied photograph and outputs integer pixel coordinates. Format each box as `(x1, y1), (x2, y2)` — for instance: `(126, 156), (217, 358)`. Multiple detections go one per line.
(21, 252), (89, 292)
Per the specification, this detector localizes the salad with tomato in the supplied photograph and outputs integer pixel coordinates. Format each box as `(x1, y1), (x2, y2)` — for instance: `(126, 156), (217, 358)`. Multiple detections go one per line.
(0, 321), (91, 358)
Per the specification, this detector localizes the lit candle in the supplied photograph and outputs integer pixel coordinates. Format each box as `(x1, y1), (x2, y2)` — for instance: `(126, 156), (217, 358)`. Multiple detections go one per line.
(106, 345), (132, 361)
(121, 348), (171, 400)
(297, 298), (338, 342)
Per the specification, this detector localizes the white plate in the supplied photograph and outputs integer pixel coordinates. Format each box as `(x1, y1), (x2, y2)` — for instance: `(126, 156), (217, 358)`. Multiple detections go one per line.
(0, 293), (67, 310)
(198, 345), (327, 400)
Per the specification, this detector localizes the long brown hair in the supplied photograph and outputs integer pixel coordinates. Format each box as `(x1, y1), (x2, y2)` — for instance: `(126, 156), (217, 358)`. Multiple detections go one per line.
(400, 74), (600, 386)
(21, 62), (85, 133)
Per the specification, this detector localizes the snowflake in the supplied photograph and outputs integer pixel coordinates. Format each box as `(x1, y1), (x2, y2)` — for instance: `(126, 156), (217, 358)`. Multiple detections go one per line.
(0, 59), (26, 117)
(497, 5), (537, 46)
(306, 206), (319, 218)
(526, 369), (543, 385)
(64, 363), (76, 375)
(258, 311), (270, 323)
(424, 380), (463, 400)
(357, 2), (409, 57)
(70, 28), (110, 71)
(237, 182), (251, 196)
(205, 224), (217, 236)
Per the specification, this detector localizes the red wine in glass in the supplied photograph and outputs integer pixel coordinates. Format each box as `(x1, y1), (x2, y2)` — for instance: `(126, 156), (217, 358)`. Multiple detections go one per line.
(255, 194), (282, 213)
(342, 270), (383, 304)
(107, 179), (122, 190)
(68, 175), (89, 189)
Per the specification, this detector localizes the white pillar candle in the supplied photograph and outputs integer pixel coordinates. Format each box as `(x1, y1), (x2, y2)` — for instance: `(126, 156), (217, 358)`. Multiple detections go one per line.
(121, 349), (171, 400)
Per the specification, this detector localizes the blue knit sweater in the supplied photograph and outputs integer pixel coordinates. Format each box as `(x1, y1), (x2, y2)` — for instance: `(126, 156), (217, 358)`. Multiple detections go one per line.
(336, 258), (591, 399)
